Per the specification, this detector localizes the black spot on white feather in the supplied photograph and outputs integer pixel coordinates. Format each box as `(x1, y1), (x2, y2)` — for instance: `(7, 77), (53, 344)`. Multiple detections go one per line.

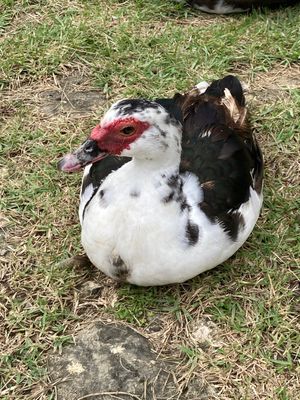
(112, 256), (124, 267)
(161, 141), (169, 150)
(162, 173), (190, 212)
(185, 221), (199, 246)
(155, 125), (167, 138)
(162, 191), (175, 203)
(99, 188), (108, 208)
(130, 190), (140, 198)
(167, 174), (180, 189)
(180, 201), (189, 212)
(112, 256), (130, 282)
(178, 195), (191, 213)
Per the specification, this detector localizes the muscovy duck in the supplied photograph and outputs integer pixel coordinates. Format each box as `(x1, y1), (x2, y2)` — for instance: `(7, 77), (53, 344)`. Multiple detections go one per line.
(178, 0), (299, 14)
(58, 75), (263, 286)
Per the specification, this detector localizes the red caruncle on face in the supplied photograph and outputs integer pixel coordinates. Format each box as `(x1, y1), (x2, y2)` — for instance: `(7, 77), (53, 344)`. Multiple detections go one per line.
(90, 117), (150, 155)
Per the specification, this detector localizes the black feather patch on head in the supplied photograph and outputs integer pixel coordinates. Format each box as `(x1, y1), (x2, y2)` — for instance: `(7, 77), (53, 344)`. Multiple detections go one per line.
(115, 99), (160, 115)
(155, 98), (183, 125)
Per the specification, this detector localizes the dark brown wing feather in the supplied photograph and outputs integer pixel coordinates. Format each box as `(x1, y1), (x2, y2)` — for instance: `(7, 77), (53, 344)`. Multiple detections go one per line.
(176, 75), (263, 239)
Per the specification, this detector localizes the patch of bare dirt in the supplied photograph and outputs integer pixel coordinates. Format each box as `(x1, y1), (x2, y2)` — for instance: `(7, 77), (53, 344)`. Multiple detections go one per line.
(39, 88), (104, 115)
(1, 66), (107, 122)
(38, 75), (106, 116)
(243, 64), (300, 103)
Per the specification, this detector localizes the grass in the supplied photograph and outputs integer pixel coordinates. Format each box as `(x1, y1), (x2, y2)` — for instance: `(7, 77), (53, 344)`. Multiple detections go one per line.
(1, 0), (300, 399)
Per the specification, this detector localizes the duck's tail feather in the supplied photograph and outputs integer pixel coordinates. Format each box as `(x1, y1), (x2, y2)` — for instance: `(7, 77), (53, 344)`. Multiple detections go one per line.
(204, 75), (245, 107)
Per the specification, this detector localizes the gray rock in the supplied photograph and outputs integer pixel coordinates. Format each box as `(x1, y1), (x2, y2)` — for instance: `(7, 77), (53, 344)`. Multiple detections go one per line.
(48, 322), (212, 400)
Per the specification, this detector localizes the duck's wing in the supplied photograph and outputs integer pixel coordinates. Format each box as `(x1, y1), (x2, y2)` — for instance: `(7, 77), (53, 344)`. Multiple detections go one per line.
(176, 75), (263, 239)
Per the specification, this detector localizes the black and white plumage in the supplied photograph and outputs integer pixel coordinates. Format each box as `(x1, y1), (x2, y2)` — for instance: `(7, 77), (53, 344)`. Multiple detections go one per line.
(177, 0), (299, 14)
(58, 75), (263, 286)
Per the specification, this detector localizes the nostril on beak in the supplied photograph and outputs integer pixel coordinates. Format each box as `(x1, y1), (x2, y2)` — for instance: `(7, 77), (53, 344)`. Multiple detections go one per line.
(83, 140), (98, 154)
(85, 145), (93, 153)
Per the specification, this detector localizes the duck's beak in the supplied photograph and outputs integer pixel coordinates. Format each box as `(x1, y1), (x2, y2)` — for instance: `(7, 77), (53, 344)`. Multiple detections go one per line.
(57, 139), (108, 172)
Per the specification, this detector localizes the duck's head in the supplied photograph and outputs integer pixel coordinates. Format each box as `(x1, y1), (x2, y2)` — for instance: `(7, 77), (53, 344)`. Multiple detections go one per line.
(58, 99), (182, 172)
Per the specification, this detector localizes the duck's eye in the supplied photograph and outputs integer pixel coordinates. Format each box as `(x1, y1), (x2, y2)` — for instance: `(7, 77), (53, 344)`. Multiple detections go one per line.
(120, 126), (135, 135)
